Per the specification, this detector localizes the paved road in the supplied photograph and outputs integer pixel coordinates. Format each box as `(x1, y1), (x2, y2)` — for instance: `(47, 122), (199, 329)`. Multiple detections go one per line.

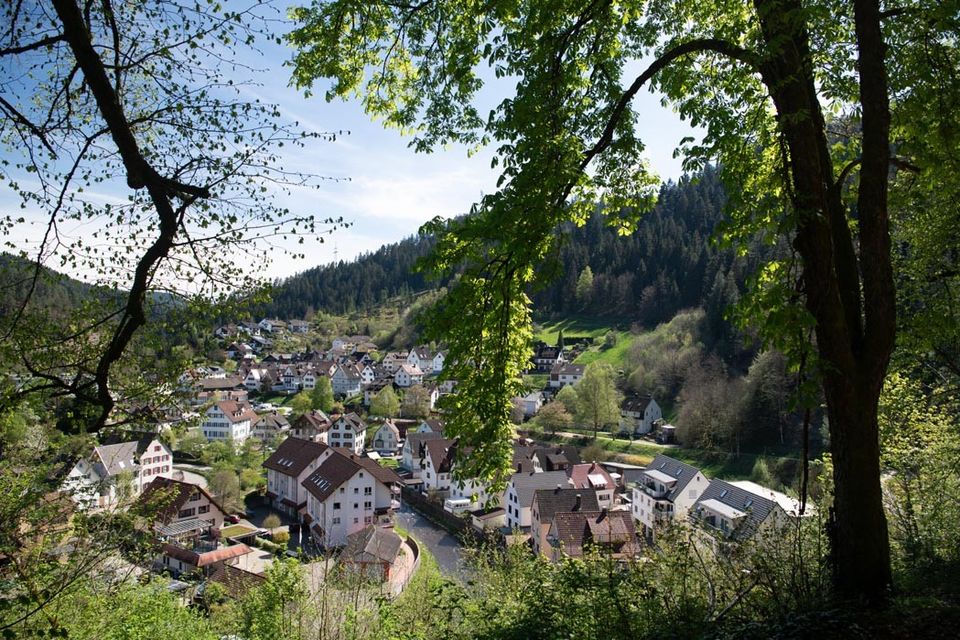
(395, 504), (464, 577)
(172, 466), (208, 488)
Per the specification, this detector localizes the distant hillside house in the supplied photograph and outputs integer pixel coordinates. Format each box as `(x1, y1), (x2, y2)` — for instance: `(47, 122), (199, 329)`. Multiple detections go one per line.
(619, 396), (662, 435)
(202, 400), (258, 446)
(332, 363), (363, 397)
(532, 342), (564, 373)
(549, 363), (585, 388)
(394, 364), (424, 388)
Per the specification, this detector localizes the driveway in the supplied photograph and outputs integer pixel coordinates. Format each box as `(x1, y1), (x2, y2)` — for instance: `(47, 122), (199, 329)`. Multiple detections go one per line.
(395, 504), (464, 578)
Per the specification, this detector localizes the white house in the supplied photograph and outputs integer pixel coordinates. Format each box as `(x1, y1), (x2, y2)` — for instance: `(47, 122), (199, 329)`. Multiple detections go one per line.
(243, 369), (263, 392)
(420, 438), (458, 494)
(631, 454), (710, 540)
(327, 412), (367, 454)
(291, 410), (331, 443)
(394, 364), (424, 388)
(263, 437), (332, 519)
(400, 431), (446, 475)
(520, 392), (543, 418)
(619, 396), (662, 435)
(202, 400), (258, 446)
(62, 435), (174, 510)
(504, 470), (570, 530)
(549, 363), (585, 388)
(689, 479), (791, 543)
(566, 462), (618, 510)
(431, 351), (446, 374)
(302, 449), (402, 547)
(253, 412), (290, 442)
(332, 363), (363, 397)
(369, 421), (401, 454)
(382, 351), (408, 373)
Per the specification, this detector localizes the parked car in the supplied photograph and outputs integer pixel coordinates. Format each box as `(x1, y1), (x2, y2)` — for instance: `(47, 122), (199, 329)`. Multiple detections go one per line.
(225, 513), (241, 524)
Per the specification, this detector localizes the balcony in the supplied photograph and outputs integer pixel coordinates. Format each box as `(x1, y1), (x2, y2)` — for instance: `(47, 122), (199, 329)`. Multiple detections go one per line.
(637, 482), (668, 499)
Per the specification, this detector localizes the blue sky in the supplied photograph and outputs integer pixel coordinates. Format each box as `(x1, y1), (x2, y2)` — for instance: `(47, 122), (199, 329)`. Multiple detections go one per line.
(1, 2), (701, 284)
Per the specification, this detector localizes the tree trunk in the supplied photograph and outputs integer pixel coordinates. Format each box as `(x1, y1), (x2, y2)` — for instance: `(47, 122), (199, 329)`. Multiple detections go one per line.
(753, 0), (893, 604)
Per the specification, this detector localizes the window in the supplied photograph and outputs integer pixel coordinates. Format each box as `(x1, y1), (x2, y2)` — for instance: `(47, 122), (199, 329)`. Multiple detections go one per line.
(332, 517), (340, 524)
(178, 508), (195, 518)
(364, 487), (372, 496)
(364, 501), (372, 509)
(189, 492), (201, 502)
(353, 517), (359, 524)
(353, 503), (358, 509)
(334, 502), (341, 510)
(198, 505), (210, 514)
(354, 487), (359, 494)
(339, 487), (345, 494)
(154, 445), (161, 452)
(364, 516), (372, 524)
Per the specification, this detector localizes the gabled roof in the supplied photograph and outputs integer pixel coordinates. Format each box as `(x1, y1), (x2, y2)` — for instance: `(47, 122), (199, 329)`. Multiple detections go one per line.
(341, 525), (403, 565)
(138, 477), (223, 523)
(567, 462), (615, 490)
(509, 470), (571, 508)
(206, 564), (266, 599)
(550, 362), (584, 376)
(212, 400), (257, 424)
(550, 510), (639, 558)
(423, 438), (458, 473)
(334, 412), (366, 433)
(263, 437), (329, 476)
(256, 413), (290, 430)
(692, 479), (781, 542)
(533, 487), (600, 524)
(621, 395), (656, 413)
(398, 363), (423, 376)
(642, 454), (703, 501)
(335, 363), (363, 380)
(93, 435), (161, 476)
(301, 449), (401, 502)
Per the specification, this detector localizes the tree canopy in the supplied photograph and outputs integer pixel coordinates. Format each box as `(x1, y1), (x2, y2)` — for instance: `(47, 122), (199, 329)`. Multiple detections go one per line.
(288, 0), (960, 602)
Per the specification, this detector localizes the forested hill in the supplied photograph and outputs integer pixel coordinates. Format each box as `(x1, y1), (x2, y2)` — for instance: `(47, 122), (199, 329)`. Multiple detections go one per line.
(265, 166), (766, 325)
(0, 253), (94, 317)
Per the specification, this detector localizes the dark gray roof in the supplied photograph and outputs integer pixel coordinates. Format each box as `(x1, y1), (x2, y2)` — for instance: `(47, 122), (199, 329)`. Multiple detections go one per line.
(263, 437), (328, 476)
(621, 395), (655, 412)
(509, 470), (570, 507)
(301, 449), (401, 502)
(533, 487), (600, 524)
(341, 525), (402, 564)
(643, 454), (703, 501)
(691, 479), (780, 542)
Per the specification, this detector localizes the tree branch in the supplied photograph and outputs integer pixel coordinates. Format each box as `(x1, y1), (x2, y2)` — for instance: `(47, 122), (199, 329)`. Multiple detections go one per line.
(580, 38), (762, 172)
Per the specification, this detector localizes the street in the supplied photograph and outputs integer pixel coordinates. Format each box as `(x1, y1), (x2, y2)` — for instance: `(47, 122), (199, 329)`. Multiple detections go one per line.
(395, 504), (464, 577)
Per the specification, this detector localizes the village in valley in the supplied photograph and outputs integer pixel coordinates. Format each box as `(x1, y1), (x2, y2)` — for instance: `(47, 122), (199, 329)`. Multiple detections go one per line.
(55, 316), (813, 606)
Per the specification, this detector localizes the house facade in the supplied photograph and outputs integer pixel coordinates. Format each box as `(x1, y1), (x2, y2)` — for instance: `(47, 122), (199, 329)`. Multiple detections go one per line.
(302, 450), (401, 547)
(370, 421), (401, 454)
(631, 454), (709, 540)
(327, 413), (367, 454)
(549, 363), (585, 388)
(504, 470), (570, 530)
(263, 437), (331, 519)
(202, 400), (257, 446)
(619, 396), (662, 435)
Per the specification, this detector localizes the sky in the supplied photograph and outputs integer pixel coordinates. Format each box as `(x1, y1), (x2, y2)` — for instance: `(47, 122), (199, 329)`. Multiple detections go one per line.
(1, 2), (701, 284)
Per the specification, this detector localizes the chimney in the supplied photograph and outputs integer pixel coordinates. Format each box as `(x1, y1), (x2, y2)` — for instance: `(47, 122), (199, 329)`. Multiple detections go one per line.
(555, 484), (562, 494)
(574, 493), (581, 510)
